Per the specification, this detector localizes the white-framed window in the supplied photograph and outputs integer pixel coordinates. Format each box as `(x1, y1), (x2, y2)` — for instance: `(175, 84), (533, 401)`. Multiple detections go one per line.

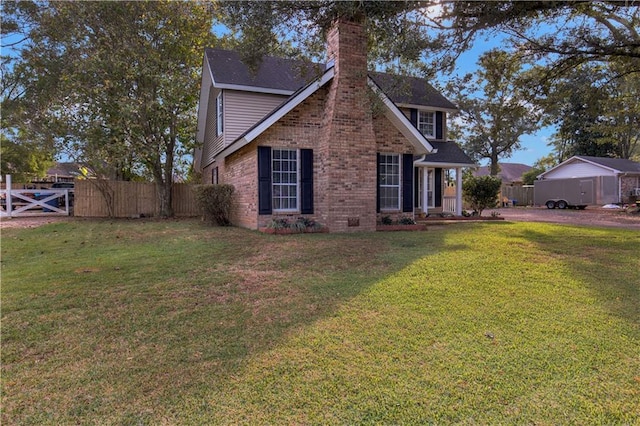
(417, 110), (435, 138)
(216, 92), (223, 136)
(272, 148), (299, 212)
(379, 153), (400, 210)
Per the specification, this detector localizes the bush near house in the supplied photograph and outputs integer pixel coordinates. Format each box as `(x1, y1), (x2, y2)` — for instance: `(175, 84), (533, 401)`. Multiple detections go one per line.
(463, 174), (502, 216)
(193, 184), (234, 225)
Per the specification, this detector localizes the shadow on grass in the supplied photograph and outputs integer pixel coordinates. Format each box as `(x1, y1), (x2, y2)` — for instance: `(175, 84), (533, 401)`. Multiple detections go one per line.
(1, 219), (459, 424)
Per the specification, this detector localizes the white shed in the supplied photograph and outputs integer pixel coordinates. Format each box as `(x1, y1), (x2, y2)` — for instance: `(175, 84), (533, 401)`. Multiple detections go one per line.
(537, 156), (640, 204)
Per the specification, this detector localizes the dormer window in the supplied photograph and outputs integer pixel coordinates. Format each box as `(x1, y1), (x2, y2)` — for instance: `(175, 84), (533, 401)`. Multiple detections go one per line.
(417, 111), (435, 138)
(216, 92), (223, 136)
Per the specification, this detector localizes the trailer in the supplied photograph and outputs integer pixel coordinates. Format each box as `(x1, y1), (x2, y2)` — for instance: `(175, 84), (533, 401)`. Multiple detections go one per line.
(533, 176), (617, 209)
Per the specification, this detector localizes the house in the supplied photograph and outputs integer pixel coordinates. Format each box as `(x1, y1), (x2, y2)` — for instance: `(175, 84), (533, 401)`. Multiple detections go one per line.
(536, 156), (640, 204)
(194, 19), (474, 232)
(474, 163), (532, 186)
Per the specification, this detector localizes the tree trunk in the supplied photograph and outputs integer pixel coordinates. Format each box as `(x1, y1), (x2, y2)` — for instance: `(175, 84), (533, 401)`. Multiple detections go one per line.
(156, 179), (173, 218)
(489, 153), (500, 176)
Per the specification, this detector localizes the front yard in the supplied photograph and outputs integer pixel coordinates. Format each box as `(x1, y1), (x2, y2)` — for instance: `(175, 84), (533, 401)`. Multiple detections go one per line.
(1, 219), (638, 424)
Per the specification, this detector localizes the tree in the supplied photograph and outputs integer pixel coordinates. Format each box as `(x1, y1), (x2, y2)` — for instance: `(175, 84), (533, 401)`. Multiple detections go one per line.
(430, 2), (640, 77)
(447, 50), (541, 175)
(521, 155), (556, 185)
(542, 61), (638, 161)
(215, 1), (640, 79)
(462, 173), (502, 216)
(0, 134), (54, 183)
(2, 1), (216, 217)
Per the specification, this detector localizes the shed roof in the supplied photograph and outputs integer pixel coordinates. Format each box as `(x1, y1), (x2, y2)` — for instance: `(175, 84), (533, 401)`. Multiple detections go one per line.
(574, 156), (640, 173)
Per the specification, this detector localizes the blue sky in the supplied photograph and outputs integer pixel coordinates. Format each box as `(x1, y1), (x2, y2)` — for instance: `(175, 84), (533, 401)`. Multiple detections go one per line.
(441, 34), (554, 167)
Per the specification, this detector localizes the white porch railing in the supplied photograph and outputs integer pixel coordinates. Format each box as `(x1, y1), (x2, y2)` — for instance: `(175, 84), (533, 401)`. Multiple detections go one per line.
(443, 196), (457, 213)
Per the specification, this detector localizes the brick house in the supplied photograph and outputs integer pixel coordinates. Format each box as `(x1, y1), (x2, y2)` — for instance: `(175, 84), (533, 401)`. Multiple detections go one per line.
(194, 19), (474, 232)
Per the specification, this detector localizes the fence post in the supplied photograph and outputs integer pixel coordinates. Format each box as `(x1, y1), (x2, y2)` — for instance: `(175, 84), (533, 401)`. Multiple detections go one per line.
(6, 175), (12, 217)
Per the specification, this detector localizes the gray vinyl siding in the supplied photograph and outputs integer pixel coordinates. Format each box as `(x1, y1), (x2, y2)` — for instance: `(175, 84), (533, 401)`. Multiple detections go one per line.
(223, 90), (288, 147)
(202, 88), (223, 168)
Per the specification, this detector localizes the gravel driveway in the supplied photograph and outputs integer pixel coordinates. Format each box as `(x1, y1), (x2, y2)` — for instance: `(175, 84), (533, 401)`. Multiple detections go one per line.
(495, 207), (640, 230)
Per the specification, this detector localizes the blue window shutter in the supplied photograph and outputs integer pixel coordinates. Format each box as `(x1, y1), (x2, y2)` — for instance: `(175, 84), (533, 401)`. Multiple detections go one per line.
(434, 168), (442, 208)
(410, 108), (418, 127)
(376, 153), (381, 213)
(258, 146), (272, 215)
(300, 149), (313, 214)
(436, 111), (443, 140)
(402, 154), (414, 212)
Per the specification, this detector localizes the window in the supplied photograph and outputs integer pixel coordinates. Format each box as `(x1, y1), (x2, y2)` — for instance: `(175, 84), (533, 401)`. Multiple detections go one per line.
(216, 92), (223, 136)
(378, 154), (400, 210)
(272, 148), (298, 211)
(212, 167), (218, 185)
(417, 111), (435, 138)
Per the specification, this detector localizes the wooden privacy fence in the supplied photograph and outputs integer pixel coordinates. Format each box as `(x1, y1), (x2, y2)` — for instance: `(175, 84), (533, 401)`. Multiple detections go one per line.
(74, 180), (200, 217)
(501, 185), (534, 206)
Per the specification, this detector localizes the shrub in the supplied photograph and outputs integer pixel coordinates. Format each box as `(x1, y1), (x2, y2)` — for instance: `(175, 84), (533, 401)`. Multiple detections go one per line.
(381, 215), (393, 225)
(397, 216), (416, 225)
(192, 184), (234, 226)
(462, 174), (502, 216)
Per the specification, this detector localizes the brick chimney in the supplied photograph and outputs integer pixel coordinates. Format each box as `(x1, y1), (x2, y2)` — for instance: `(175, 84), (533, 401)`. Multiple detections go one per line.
(317, 19), (377, 232)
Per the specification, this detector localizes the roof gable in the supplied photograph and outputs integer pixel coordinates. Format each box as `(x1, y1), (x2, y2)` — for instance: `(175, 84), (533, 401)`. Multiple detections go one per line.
(574, 156), (640, 173)
(539, 156), (640, 178)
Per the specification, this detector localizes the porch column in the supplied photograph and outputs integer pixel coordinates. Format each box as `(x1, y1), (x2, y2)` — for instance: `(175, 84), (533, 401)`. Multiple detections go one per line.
(422, 167), (429, 215)
(456, 167), (463, 216)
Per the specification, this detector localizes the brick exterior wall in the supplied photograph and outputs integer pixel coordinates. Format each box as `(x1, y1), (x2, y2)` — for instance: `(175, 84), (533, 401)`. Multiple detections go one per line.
(621, 176), (640, 203)
(316, 19), (378, 232)
(217, 18), (420, 232)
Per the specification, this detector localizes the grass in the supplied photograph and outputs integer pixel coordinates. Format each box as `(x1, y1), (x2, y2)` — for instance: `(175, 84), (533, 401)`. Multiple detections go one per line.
(1, 218), (639, 425)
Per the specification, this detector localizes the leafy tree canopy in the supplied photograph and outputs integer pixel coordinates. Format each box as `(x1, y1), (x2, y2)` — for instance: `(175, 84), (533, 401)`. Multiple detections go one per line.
(216, 1), (640, 78)
(2, 1), (217, 216)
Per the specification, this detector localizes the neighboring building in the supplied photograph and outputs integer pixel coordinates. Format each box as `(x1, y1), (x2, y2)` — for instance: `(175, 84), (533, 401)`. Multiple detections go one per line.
(42, 162), (80, 183)
(194, 19), (474, 232)
(537, 156), (640, 204)
(474, 163), (532, 186)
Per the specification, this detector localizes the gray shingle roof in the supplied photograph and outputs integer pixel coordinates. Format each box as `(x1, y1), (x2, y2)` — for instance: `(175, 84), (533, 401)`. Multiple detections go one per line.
(420, 141), (475, 165)
(369, 72), (457, 110)
(205, 49), (457, 109)
(576, 156), (640, 173)
(205, 48), (323, 91)
(474, 163), (533, 182)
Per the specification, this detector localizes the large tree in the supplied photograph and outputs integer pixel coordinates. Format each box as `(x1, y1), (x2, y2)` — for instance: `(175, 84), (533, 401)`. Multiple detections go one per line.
(447, 50), (541, 175)
(2, 1), (215, 216)
(216, 1), (640, 78)
(542, 60), (639, 161)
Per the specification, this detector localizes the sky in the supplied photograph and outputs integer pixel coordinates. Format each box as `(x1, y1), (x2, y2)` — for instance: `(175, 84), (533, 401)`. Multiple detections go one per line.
(441, 34), (554, 167)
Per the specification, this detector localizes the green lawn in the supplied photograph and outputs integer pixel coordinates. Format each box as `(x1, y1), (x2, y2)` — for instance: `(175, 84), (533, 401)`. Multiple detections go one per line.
(1, 219), (639, 425)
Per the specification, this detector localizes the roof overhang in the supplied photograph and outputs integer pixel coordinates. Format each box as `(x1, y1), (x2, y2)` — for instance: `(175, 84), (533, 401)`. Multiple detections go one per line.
(213, 83), (295, 96)
(415, 158), (477, 169)
(367, 78), (434, 155)
(218, 67), (335, 159)
(396, 102), (458, 114)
